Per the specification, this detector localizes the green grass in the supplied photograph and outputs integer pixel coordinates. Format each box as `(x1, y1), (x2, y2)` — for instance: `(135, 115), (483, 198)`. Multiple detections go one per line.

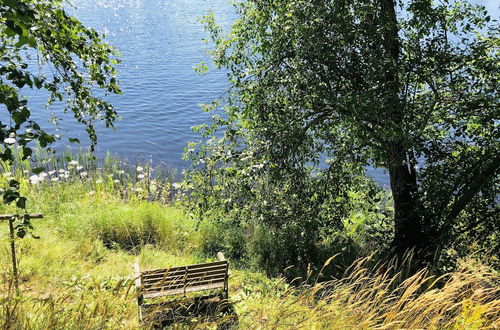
(0, 160), (206, 328)
(0, 161), (499, 329)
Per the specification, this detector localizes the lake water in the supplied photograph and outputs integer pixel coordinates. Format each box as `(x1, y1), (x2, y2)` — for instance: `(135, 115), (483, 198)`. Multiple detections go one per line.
(6, 0), (497, 186)
(17, 0), (234, 168)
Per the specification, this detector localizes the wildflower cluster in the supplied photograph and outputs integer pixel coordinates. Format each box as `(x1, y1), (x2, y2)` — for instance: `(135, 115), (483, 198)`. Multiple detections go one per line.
(27, 160), (90, 185)
(1, 151), (181, 205)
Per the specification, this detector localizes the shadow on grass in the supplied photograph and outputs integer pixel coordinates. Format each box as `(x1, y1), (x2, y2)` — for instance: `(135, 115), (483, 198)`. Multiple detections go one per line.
(141, 294), (238, 329)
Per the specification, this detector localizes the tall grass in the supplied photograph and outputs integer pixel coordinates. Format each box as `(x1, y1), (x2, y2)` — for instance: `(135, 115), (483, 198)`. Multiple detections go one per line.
(0, 149), (498, 328)
(0, 146), (179, 206)
(0, 165), (201, 329)
(2, 250), (498, 329)
(235, 255), (500, 329)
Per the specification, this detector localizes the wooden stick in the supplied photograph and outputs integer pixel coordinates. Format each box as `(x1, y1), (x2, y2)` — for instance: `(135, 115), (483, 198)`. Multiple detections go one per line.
(8, 217), (19, 292)
(0, 214), (44, 220)
(1, 213), (44, 294)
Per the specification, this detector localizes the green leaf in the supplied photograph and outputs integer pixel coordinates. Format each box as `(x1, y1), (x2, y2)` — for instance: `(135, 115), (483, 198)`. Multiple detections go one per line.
(17, 228), (26, 238)
(32, 166), (46, 175)
(9, 179), (20, 189)
(16, 197), (27, 209)
(3, 190), (19, 204)
(28, 36), (37, 48)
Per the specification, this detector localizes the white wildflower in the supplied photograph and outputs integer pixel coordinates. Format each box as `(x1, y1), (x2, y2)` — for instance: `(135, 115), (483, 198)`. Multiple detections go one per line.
(76, 166), (84, 171)
(51, 177), (59, 182)
(68, 160), (78, 166)
(8, 132), (15, 138)
(136, 166), (144, 172)
(63, 174), (70, 179)
(80, 171), (88, 177)
(116, 170), (124, 175)
(4, 138), (16, 145)
(48, 170), (56, 175)
(114, 179), (120, 183)
(172, 183), (182, 189)
(39, 172), (48, 178)
(95, 179), (103, 184)
(137, 174), (145, 180)
(3, 172), (11, 177)
(58, 169), (65, 174)
(25, 129), (33, 134)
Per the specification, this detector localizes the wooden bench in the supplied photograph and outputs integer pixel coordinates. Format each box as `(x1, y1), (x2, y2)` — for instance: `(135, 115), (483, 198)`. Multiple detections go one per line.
(134, 254), (229, 321)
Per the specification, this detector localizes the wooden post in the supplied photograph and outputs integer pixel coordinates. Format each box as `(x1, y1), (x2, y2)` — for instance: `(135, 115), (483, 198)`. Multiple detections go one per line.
(133, 260), (143, 321)
(217, 252), (229, 299)
(1, 213), (44, 294)
(7, 216), (19, 292)
(216, 252), (226, 261)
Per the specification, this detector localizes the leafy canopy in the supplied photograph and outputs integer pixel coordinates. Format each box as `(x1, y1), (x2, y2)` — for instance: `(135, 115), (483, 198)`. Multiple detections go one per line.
(185, 0), (499, 268)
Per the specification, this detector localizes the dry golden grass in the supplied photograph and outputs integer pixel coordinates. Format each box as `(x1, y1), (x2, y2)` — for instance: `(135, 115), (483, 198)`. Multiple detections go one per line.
(236, 255), (500, 329)
(2, 250), (499, 329)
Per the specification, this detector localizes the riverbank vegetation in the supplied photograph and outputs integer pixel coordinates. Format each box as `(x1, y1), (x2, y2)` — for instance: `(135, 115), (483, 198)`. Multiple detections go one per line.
(1, 163), (499, 328)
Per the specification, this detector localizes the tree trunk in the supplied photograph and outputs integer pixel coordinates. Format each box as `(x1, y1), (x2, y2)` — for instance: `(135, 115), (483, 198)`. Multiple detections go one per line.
(380, 0), (424, 256)
(388, 144), (423, 254)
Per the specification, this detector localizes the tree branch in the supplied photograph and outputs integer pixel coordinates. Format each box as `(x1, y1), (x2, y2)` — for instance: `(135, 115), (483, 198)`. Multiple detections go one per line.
(446, 151), (500, 222)
(456, 207), (500, 235)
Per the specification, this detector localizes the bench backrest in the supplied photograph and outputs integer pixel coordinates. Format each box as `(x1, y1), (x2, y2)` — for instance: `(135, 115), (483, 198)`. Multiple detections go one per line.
(137, 260), (229, 299)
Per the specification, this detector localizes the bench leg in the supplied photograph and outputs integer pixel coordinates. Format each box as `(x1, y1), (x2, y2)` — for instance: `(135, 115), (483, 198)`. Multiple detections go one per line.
(137, 295), (144, 322)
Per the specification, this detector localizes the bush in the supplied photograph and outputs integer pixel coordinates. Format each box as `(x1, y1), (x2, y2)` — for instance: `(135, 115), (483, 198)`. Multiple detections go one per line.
(184, 142), (394, 278)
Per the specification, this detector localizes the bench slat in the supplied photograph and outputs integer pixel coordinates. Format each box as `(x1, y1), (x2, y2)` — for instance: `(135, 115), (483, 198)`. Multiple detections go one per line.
(142, 279), (226, 293)
(141, 265), (227, 282)
(142, 274), (227, 291)
(142, 276), (225, 292)
(187, 260), (227, 270)
(141, 267), (227, 284)
(141, 260), (227, 277)
(142, 274), (226, 288)
(142, 282), (225, 299)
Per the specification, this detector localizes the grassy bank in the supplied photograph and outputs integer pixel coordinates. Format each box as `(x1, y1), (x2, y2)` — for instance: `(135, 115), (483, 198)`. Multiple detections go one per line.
(0, 165), (499, 328)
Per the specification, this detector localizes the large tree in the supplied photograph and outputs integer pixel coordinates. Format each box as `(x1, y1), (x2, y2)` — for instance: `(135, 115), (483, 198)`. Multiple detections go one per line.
(189, 0), (499, 260)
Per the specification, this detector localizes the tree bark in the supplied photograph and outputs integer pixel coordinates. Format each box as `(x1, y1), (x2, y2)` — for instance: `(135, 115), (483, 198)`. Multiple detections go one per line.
(380, 0), (424, 256)
(388, 144), (423, 254)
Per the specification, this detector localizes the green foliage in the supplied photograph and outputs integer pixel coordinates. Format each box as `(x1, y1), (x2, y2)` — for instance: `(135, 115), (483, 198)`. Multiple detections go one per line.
(185, 127), (393, 276)
(0, 176), (498, 328)
(187, 0), (499, 267)
(0, 0), (120, 235)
